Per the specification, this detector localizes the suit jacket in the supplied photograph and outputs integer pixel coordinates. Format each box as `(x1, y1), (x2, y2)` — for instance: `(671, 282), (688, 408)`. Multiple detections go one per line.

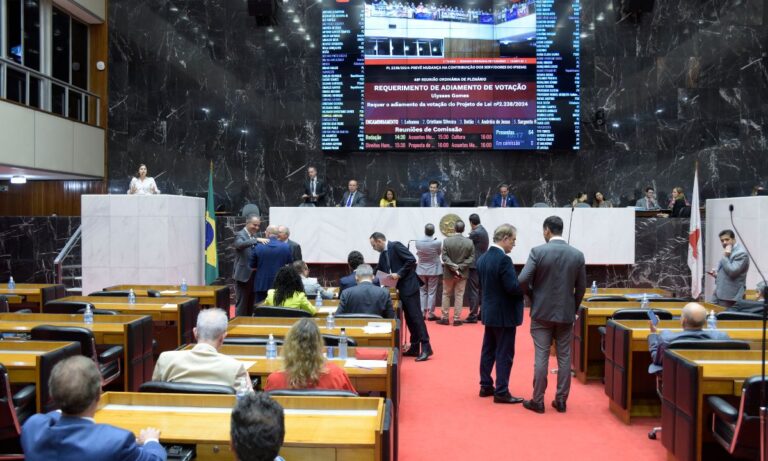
(420, 191), (447, 207)
(303, 177), (327, 206)
(670, 198), (688, 217)
(442, 234), (474, 279)
(336, 281), (395, 319)
(476, 246), (524, 327)
(468, 224), (489, 269)
(339, 272), (357, 292)
(635, 197), (660, 210)
(519, 238), (586, 324)
(233, 228), (261, 282)
(490, 193), (519, 208)
(341, 191), (366, 207)
(286, 239), (303, 261)
(249, 237), (293, 292)
(648, 329), (730, 373)
(377, 241), (420, 296)
(153, 343), (252, 393)
(715, 243), (749, 301)
(415, 237), (443, 276)
(21, 412), (167, 461)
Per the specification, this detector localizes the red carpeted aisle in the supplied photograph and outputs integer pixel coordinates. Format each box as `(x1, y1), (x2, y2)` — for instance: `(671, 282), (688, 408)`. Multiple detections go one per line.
(397, 310), (667, 461)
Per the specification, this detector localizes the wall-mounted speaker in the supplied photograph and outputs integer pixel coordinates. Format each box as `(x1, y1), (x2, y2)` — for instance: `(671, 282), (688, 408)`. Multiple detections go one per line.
(248, 0), (280, 26)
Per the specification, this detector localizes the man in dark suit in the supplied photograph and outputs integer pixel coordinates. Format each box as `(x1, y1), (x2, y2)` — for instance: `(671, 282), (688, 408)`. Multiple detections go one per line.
(489, 184), (519, 208)
(21, 356), (166, 461)
(302, 166), (327, 206)
(339, 250), (365, 293)
(277, 225), (303, 261)
(336, 264), (395, 319)
(476, 223), (525, 404)
(249, 225), (293, 304)
(466, 213), (489, 323)
(519, 216), (586, 414)
(233, 214), (265, 317)
(370, 231), (433, 361)
(341, 179), (366, 207)
(420, 180), (447, 207)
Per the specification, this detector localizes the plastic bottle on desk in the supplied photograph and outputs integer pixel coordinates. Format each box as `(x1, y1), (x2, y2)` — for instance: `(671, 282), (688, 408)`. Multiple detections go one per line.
(180, 278), (188, 295)
(315, 291), (323, 308)
(128, 289), (136, 304)
(338, 328), (348, 359)
(266, 334), (277, 359)
(640, 293), (649, 310)
(326, 312), (335, 330)
(83, 304), (94, 325)
(707, 310), (717, 330)
(7, 277), (15, 290)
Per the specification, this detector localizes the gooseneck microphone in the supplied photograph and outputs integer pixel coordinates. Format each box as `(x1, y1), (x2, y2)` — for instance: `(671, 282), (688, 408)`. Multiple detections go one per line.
(567, 205), (575, 244)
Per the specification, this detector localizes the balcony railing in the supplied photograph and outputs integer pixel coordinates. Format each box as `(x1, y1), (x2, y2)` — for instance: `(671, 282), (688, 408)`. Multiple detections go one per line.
(0, 57), (101, 127)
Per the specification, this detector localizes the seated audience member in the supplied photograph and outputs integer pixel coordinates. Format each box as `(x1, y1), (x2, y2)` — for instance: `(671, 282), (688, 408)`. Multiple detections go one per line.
(153, 308), (253, 394)
(635, 187), (660, 210)
(592, 191), (612, 208)
(230, 393), (286, 461)
(647, 302), (729, 373)
(668, 186), (689, 217)
(341, 179), (366, 207)
(731, 281), (766, 313)
(339, 250), (365, 293)
(751, 185), (765, 196)
(571, 192), (588, 207)
(263, 266), (317, 315)
(293, 260), (334, 299)
(21, 356), (166, 461)
(490, 184), (519, 208)
(336, 264), (395, 318)
(420, 180), (447, 207)
(264, 318), (356, 392)
(379, 188), (397, 207)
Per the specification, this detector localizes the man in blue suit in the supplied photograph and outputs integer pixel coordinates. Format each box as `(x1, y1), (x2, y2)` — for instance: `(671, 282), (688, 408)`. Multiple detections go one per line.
(420, 180), (447, 207)
(476, 223), (525, 404)
(370, 231), (433, 361)
(21, 356), (166, 461)
(250, 225), (293, 304)
(489, 184), (519, 208)
(339, 250), (365, 293)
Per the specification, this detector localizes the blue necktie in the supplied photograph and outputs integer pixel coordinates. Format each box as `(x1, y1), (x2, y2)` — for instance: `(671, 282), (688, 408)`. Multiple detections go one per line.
(346, 192), (354, 207)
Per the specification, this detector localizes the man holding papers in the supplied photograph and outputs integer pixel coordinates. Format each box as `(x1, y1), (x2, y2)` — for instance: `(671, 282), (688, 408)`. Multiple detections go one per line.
(337, 264), (396, 319)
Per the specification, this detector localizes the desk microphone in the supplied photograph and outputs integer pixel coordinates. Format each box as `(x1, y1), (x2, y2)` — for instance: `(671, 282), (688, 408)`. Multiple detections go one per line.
(567, 205), (575, 244)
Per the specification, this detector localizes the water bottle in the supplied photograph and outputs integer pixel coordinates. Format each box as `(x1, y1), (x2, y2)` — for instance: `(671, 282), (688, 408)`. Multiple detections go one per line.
(338, 328), (348, 359)
(591, 281), (597, 294)
(266, 334), (277, 359)
(326, 312), (335, 330)
(180, 278), (188, 295)
(315, 290), (323, 308)
(128, 289), (136, 304)
(83, 304), (94, 325)
(707, 310), (717, 330)
(640, 293), (649, 310)
(7, 277), (15, 290)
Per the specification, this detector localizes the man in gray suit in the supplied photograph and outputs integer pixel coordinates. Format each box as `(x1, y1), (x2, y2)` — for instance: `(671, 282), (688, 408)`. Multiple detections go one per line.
(341, 179), (366, 207)
(277, 225), (302, 262)
(415, 224), (442, 321)
(519, 216), (586, 414)
(439, 221), (474, 326)
(708, 229), (749, 307)
(466, 213), (489, 323)
(336, 265), (395, 319)
(635, 187), (660, 210)
(232, 214), (264, 317)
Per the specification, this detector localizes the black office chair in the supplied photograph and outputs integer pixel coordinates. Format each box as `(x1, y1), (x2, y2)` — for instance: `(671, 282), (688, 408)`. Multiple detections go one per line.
(585, 296), (630, 302)
(146, 290), (161, 298)
(598, 309), (673, 356)
(30, 325), (124, 387)
(708, 375), (765, 459)
(252, 307), (312, 318)
(223, 337), (285, 346)
(334, 313), (383, 319)
(449, 199), (476, 207)
(648, 339), (751, 440)
(0, 364), (33, 459)
(76, 308), (119, 316)
(322, 334), (358, 347)
(265, 389), (358, 397)
(44, 301), (95, 314)
(0, 297), (7, 314)
(647, 298), (690, 303)
(715, 311), (763, 321)
(89, 290), (133, 297)
(396, 198), (420, 208)
(139, 381), (235, 395)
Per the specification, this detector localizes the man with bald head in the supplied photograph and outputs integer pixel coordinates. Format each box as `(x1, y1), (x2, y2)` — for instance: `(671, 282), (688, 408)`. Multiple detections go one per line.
(250, 225), (293, 305)
(647, 302), (730, 373)
(277, 225), (302, 261)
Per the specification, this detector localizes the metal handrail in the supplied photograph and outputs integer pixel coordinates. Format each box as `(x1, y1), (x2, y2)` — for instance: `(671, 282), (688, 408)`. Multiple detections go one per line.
(54, 225), (82, 284)
(0, 57), (101, 127)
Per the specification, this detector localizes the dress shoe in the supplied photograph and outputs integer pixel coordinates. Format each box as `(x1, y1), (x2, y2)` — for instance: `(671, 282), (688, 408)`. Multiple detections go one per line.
(403, 345), (420, 357)
(551, 399), (567, 413)
(436, 318), (450, 325)
(427, 313), (439, 321)
(415, 344), (433, 362)
(493, 393), (524, 404)
(479, 386), (495, 397)
(522, 400), (545, 414)
(452, 319), (463, 326)
(464, 315), (478, 324)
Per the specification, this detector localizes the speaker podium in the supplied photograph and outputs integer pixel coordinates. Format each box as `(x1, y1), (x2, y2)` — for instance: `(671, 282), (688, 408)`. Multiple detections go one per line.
(80, 194), (205, 296)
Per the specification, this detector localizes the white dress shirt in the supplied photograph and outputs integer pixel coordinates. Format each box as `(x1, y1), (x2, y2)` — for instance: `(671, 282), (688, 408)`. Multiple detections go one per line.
(128, 177), (160, 195)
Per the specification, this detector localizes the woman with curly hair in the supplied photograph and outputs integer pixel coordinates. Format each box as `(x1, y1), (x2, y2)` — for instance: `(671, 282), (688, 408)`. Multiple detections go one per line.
(262, 266), (317, 315)
(264, 318), (357, 392)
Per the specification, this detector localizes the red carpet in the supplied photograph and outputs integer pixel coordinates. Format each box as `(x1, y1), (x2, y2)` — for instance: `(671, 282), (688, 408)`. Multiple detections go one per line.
(397, 310), (668, 460)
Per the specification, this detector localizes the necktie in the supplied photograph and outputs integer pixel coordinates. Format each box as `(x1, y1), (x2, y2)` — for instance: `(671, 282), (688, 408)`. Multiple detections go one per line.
(647, 199), (651, 209)
(502, 196), (506, 208)
(384, 248), (392, 272)
(311, 179), (316, 195)
(346, 192), (354, 207)
(432, 193), (437, 207)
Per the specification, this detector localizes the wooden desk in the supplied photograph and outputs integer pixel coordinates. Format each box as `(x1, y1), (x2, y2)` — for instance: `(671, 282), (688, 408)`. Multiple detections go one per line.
(0, 284), (66, 310)
(662, 349), (765, 461)
(0, 313), (154, 391)
(2, 295), (22, 305)
(227, 317), (399, 349)
(103, 284), (230, 311)
(573, 301), (723, 383)
(594, 288), (673, 296)
(603, 319), (766, 424)
(0, 340), (81, 411)
(55, 296), (200, 349)
(94, 392), (391, 461)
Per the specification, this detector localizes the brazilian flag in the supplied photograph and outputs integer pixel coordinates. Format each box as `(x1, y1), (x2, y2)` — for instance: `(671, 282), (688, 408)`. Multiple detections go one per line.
(204, 162), (218, 284)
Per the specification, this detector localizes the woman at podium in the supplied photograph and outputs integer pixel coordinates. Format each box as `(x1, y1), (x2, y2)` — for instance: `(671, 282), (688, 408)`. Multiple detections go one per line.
(128, 164), (160, 195)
